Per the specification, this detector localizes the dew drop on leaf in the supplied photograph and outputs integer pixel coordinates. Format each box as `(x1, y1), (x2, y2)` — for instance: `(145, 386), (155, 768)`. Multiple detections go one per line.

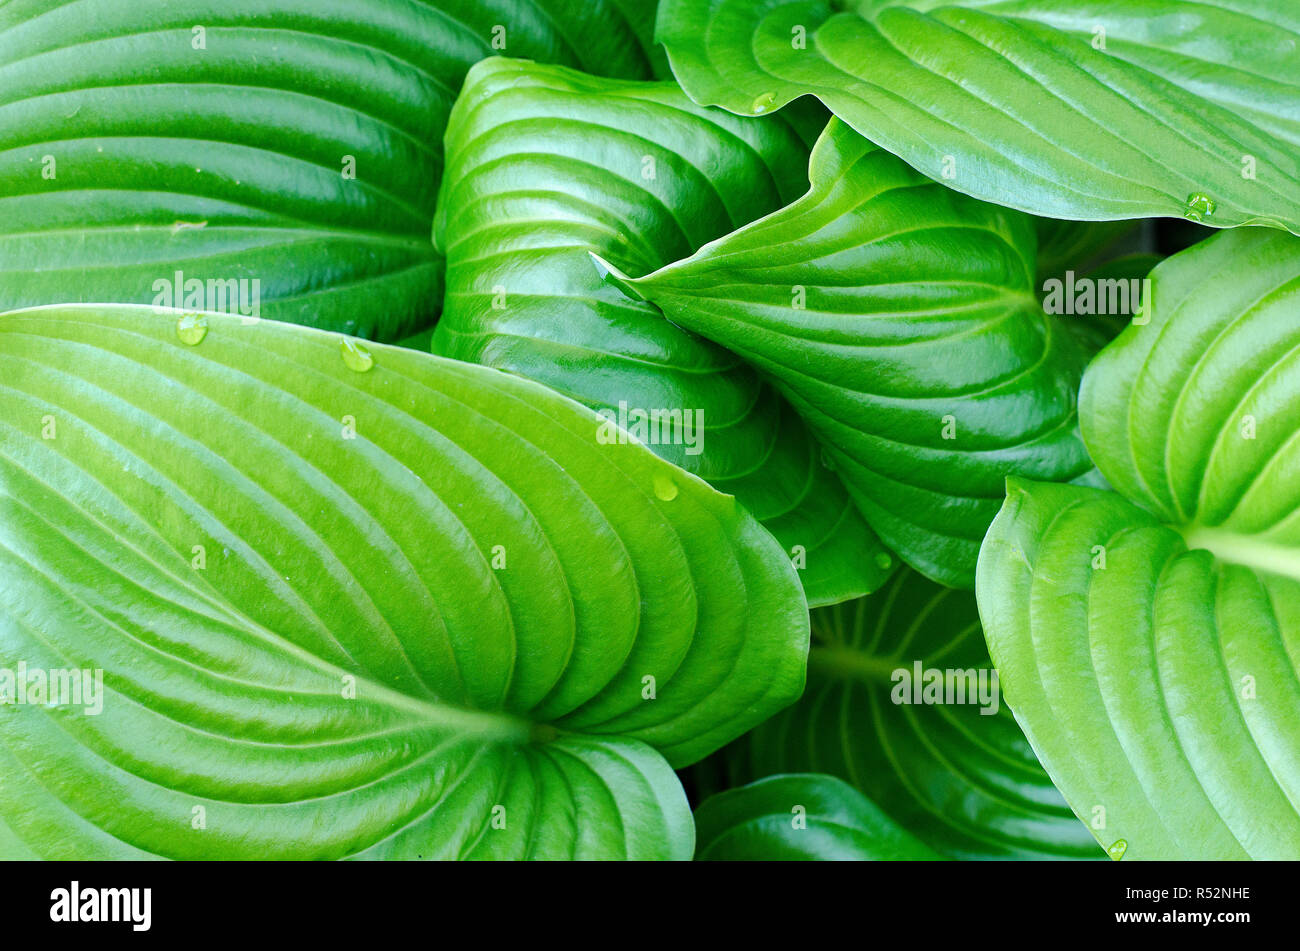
(175, 313), (209, 346)
(751, 91), (779, 114)
(653, 473), (679, 501)
(874, 552), (892, 571)
(1107, 838), (1128, 860)
(1184, 193), (1216, 222)
(340, 338), (375, 373)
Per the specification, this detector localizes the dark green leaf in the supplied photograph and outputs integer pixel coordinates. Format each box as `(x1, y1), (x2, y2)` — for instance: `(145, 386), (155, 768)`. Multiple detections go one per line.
(709, 570), (1100, 858)
(609, 119), (1094, 588)
(0, 0), (662, 340)
(694, 773), (940, 859)
(433, 58), (892, 605)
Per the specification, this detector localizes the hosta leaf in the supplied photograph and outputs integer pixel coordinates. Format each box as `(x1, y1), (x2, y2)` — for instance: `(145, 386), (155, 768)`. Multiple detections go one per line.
(693, 774), (940, 859)
(711, 569), (1100, 858)
(608, 119), (1094, 588)
(977, 228), (1300, 860)
(433, 57), (891, 605)
(1034, 220), (1140, 285)
(0, 303), (809, 859)
(656, 0), (1300, 233)
(0, 0), (661, 341)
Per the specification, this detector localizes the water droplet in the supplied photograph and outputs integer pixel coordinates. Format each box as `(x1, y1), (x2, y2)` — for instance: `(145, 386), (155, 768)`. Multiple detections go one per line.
(175, 313), (209, 346)
(874, 552), (892, 571)
(340, 338), (375, 373)
(1107, 838), (1128, 861)
(751, 91), (779, 114)
(1184, 193), (1216, 222)
(653, 473), (679, 501)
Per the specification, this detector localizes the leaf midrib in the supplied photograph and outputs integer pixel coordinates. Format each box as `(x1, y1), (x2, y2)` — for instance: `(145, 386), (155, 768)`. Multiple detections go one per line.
(1180, 523), (1300, 584)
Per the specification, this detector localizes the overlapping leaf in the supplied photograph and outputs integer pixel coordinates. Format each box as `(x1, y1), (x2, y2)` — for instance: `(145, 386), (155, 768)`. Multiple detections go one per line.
(0, 0), (662, 340)
(608, 119), (1094, 587)
(656, 0), (1300, 232)
(433, 57), (891, 605)
(711, 569), (1100, 858)
(0, 304), (810, 859)
(693, 773), (939, 859)
(977, 228), (1300, 859)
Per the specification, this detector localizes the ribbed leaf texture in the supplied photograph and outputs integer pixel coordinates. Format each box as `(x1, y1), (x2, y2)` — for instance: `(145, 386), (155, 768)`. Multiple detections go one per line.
(978, 228), (1300, 859)
(432, 58), (891, 605)
(711, 569), (1101, 858)
(610, 119), (1095, 588)
(0, 304), (810, 859)
(694, 774), (940, 859)
(0, 0), (662, 340)
(656, 0), (1300, 233)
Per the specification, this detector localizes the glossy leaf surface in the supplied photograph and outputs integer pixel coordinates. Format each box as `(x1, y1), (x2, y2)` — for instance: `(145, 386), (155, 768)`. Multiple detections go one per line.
(657, 0), (1300, 232)
(0, 1), (662, 340)
(713, 569), (1100, 858)
(694, 773), (940, 859)
(613, 120), (1094, 587)
(0, 304), (810, 859)
(433, 58), (890, 605)
(978, 228), (1300, 859)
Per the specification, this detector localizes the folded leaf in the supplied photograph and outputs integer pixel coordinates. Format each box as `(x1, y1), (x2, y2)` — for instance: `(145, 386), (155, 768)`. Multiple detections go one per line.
(712, 569), (1101, 858)
(0, 0), (662, 340)
(610, 119), (1094, 587)
(978, 228), (1300, 859)
(656, 0), (1300, 233)
(0, 304), (809, 859)
(433, 57), (891, 605)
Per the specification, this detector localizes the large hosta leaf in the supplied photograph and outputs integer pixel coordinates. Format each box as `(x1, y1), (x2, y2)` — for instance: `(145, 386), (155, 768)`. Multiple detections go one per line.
(0, 304), (809, 859)
(0, 0), (662, 341)
(656, 0), (1300, 233)
(977, 228), (1300, 859)
(608, 119), (1094, 588)
(432, 57), (891, 606)
(693, 774), (940, 859)
(711, 569), (1100, 858)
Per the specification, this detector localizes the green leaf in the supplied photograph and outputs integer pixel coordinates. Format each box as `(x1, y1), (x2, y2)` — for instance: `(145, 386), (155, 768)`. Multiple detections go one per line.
(0, 303), (810, 859)
(432, 57), (891, 606)
(694, 773), (940, 859)
(0, 0), (662, 341)
(656, 0), (1300, 233)
(610, 119), (1094, 588)
(1034, 220), (1141, 285)
(710, 569), (1101, 858)
(977, 228), (1300, 860)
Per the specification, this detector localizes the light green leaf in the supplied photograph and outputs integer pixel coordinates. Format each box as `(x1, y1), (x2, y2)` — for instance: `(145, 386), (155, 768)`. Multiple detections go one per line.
(656, 0), (1300, 233)
(711, 569), (1101, 858)
(977, 228), (1300, 860)
(0, 0), (662, 341)
(609, 119), (1094, 588)
(693, 773), (940, 859)
(433, 57), (891, 606)
(0, 303), (810, 859)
